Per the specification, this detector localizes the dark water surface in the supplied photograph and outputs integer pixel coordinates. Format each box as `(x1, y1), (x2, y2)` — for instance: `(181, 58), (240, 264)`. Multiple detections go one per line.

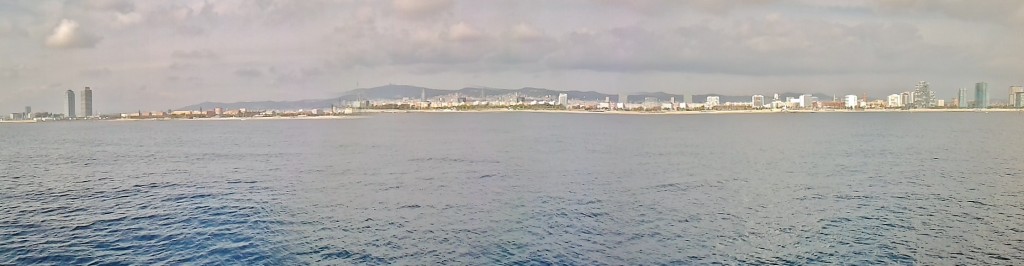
(2, 112), (1023, 264)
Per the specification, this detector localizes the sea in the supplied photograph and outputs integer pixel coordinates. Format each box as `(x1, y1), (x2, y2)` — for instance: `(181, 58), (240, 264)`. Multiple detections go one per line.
(2, 112), (1023, 265)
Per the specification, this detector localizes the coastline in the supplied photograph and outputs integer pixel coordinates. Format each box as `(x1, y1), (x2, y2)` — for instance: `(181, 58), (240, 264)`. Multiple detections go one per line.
(359, 108), (1024, 115)
(3, 109), (1020, 124)
(107, 116), (364, 122)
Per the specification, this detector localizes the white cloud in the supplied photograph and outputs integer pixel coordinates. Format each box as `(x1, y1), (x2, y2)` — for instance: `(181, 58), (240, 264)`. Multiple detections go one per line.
(172, 49), (220, 60)
(509, 23), (545, 42)
(5, 0), (1024, 112)
(115, 12), (143, 25)
(44, 19), (101, 49)
(448, 22), (483, 42)
(392, 0), (453, 19)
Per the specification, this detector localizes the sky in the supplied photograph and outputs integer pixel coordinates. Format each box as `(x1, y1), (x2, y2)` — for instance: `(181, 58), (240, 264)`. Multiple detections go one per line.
(2, 0), (1024, 113)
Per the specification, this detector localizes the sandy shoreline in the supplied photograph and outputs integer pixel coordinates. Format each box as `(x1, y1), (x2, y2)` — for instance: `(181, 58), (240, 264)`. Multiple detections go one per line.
(108, 116), (364, 122)
(360, 108), (1024, 115)
(5, 109), (1020, 124)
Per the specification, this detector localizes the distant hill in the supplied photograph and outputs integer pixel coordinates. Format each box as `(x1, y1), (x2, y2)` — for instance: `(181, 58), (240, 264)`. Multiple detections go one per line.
(178, 99), (341, 111)
(177, 84), (835, 110)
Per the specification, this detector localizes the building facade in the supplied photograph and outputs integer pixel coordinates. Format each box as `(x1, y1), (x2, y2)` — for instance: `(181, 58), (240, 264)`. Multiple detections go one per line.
(887, 94), (902, 108)
(706, 96), (720, 108)
(80, 87), (93, 117)
(912, 81), (935, 108)
(844, 95), (858, 109)
(65, 90), (76, 118)
(751, 95), (764, 108)
(957, 88), (969, 108)
(975, 82), (989, 108)
(1010, 86), (1024, 108)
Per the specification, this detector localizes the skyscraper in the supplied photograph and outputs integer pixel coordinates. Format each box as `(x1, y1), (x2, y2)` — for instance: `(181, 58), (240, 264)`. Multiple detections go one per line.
(65, 90), (76, 118)
(557, 93), (568, 108)
(80, 87), (93, 117)
(1009, 86), (1024, 108)
(912, 81), (935, 108)
(975, 82), (989, 108)
(957, 88), (969, 108)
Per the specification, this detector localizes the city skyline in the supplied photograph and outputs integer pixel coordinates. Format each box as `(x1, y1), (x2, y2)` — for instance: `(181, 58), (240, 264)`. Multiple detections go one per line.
(3, 1), (1024, 112)
(5, 80), (1022, 116)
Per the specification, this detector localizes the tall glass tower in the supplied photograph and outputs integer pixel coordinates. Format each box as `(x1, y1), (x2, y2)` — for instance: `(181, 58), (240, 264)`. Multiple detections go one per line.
(975, 82), (989, 108)
(65, 90), (76, 118)
(957, 88), (969, 108)
(80, 87), (93, 117)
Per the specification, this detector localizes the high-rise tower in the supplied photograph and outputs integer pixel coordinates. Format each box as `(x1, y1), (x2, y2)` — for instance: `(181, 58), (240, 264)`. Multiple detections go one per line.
(975, 82), (989, 108)
(80, 87), (93, 117)
(65, 90), (76, 118)
(1009, 86), (1024, 108)
(912, 81), (935, 108)
(957, 88), (969, 108)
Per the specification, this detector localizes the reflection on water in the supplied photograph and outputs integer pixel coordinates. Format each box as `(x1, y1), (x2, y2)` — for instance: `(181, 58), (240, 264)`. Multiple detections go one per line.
(2, 113), (1023, 264)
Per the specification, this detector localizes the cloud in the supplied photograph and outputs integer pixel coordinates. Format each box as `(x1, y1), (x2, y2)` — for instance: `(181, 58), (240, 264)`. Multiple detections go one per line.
(235, 68), (263, 78)
(392, 0), (453, 19)
(82, 0), (135, 13)
(80, 68), (112, 77)
(45, 19), (102, 49)
(115, 12), (143, 25)
(870, 0), (1024, 24)
(172, 49), (220, 60)
(448, 22), (483, 42)
(175, 25), (206, 36)
(509, 23), (545, 42)
(592, 0), (778, 15)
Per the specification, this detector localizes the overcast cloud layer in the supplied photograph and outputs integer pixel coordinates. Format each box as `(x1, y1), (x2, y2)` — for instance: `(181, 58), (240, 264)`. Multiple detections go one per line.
(2, 0), (1024, 112)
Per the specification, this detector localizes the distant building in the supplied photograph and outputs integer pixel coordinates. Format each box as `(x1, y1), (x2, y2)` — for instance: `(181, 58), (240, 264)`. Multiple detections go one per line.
(887, 94), (902, 108)
(799, 94), (812, 108)
(900, 92), (914, 109)
(1009, 86), (1024, 108)
(936, 99), (945, 107)
(844, 95), (858, 109)
(65, 90), (76, 118)
(751, 95), (764, 108)
(912, 81), (935, 108)
(619, 93), (629, 104)
(557, 93), (568, 107)
(975, 82), (989, 108)
(1016, 92), (1024, 108)
(957, 88), (969, 109)
(214, 107), (223, 115)
(705, 96), (720, 108)
(24, 106), (31, 119)
(643, 97), (660, 110)
(80, 87), (93, 117)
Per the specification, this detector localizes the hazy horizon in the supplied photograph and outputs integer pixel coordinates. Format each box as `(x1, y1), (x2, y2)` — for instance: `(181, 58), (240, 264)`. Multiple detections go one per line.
(3, 0), (1024, 113)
